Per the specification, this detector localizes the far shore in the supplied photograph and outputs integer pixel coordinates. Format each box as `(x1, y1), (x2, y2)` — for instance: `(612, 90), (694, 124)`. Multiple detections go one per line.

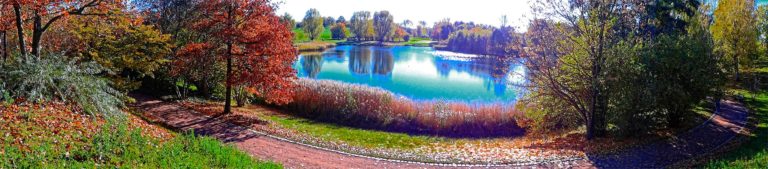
(295, 39), (435, 52)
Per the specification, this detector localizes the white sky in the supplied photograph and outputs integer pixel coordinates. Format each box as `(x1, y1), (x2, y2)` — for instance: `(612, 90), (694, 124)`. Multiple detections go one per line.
(274, 0), (533, 29)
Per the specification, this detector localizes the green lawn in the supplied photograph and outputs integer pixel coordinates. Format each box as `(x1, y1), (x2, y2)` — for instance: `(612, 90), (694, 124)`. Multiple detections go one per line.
(705, 89), (768, 168)
(403, 37), (433, 47)
(293, 27), (335, 43)
(267, 115), (446, 149)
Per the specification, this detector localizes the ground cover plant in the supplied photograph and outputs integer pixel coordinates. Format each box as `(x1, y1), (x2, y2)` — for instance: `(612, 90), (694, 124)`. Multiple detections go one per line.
(281, 79), (527, 138)
(0, 103), (281, 168)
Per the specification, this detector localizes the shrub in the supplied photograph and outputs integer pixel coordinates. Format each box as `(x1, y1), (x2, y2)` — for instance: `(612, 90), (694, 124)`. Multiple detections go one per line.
(280, 79), (526, 138)
(1, 55), (125, 116)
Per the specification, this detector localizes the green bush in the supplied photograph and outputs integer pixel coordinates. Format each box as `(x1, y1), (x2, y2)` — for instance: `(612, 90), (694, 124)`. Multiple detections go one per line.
(1, 55), (125, 116)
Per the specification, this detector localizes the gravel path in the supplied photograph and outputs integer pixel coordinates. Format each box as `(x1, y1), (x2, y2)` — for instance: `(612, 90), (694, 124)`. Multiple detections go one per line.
(130, 95), (749, 169)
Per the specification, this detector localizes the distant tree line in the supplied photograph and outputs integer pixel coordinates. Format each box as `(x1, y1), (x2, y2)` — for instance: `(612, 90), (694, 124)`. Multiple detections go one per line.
(434, 19), (522, 56)
(284, 9), (412, 42)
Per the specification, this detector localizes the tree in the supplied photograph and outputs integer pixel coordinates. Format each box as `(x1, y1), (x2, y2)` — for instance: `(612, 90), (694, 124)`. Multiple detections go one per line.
(523, 0), (724, 139)
(524, 0), (628, 139)
(417, 20), (427, 38)
(759, 5), (768, 51)
(133, 0), (209, 98)
(179, 0), (297, 114)
(337, 16), (346, 24)
(323, 16), (335, 27)
(490, 26), (516, 56)
(432, 19), (453, 41)
(401, 19), (412, 28)
(394, 26), (407, 42)
(350, 11), (370, 41)
(280, 12), (296, 29)
(67, 12), (173, 92)
(712, 0), (758, 82)
(640, 0), (700, 37)
(373, 11), (394, 42)
(302, 8), (324, 41)
(4, 0), (116, 58)
(365, 19), (375, 40)
(0, 5), (8, 64)
(331, 23), (349, 40)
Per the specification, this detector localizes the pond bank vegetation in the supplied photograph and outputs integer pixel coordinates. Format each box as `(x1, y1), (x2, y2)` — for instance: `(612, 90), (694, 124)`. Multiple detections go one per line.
(278, 79), (527, 138)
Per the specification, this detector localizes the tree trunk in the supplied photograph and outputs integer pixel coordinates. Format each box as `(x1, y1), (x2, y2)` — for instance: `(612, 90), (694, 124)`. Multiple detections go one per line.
(224, 41), (233, 114)
(13, 4), (26, 57)
(31, 12), (42, 58)
(223, 4), (234, 115)
(1, 31), (6, 64)
(667, 108), (682, 128)
(734, 55), (740, 82)
(235, 86), (246, 107)
(201, 77), (211, 99)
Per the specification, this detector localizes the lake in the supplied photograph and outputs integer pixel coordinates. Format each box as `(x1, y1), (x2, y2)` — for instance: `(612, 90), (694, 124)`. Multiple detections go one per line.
(294, 45), (525, 103)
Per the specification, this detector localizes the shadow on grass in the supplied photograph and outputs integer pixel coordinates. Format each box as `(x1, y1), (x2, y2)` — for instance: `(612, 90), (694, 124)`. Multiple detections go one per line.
(703, 91), (768, 168)
(583, 99), (752, 168)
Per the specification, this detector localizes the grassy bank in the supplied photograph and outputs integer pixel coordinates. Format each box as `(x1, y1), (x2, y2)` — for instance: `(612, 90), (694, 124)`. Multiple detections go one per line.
(267, 115), (445, 149)
(0, 103), (280, 168)
(403, 37), (434, 47)
(705, 90), (768, 168)
(293, 28), (333, 43)
(295, 41), (338, 52)
(280, 79), (527, 138)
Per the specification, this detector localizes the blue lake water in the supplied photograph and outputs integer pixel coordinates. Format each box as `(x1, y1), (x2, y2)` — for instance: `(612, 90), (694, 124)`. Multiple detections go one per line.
(293, 46), (525, 103)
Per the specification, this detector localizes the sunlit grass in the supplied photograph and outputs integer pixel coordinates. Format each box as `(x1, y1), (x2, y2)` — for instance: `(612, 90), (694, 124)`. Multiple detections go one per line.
(403, 37), (433, 47)
(293, 27), (335, 43)
(267, 115), (445, 149)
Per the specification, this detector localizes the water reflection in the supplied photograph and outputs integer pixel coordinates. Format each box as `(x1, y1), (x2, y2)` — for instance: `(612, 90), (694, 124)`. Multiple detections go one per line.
(301, 54), (323, 78)
(372, 48), (394, 75)
(294, 45), (525, 103)
(349, 46), (371, 75)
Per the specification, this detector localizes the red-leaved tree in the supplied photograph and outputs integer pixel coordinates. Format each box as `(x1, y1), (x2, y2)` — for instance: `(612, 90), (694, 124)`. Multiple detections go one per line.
(0, 0), (117, 57)
(176, 0), (296, 114)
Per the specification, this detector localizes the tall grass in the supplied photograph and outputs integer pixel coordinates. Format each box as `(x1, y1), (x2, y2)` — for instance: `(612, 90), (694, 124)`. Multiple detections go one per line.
(282, 79), (526, 138)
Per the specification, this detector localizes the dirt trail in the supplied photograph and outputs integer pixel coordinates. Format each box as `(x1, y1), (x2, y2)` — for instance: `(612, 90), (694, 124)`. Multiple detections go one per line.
(130, 94), (749, 169)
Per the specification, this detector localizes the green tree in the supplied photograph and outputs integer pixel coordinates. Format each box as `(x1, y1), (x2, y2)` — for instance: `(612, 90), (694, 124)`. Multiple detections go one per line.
(350, 11), (371, 41)
(331, 23), (349, 40)
(69, 13), (173, 92)
(525, 0), (627, 139)
(524, 0), (725, 139)
(712, 0), (758, 82)
(323, 16), (335, 27)
(281, 12), (296, 29)
(302, 8), (324, 41)
(757, 5), (768, 64)
(373, 11), (394, 42)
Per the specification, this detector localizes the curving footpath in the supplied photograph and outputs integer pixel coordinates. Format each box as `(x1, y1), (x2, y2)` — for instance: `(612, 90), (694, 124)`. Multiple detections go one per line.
(129, 94), (749, 169)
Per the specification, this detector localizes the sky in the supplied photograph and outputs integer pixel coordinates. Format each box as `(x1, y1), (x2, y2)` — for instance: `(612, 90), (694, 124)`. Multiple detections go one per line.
(276, 0), (768, 30)
(275, 0), (533, 29)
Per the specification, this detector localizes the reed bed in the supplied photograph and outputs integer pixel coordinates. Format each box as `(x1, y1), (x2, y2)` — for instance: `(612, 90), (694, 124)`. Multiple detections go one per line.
(281, 79), (527, 138)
